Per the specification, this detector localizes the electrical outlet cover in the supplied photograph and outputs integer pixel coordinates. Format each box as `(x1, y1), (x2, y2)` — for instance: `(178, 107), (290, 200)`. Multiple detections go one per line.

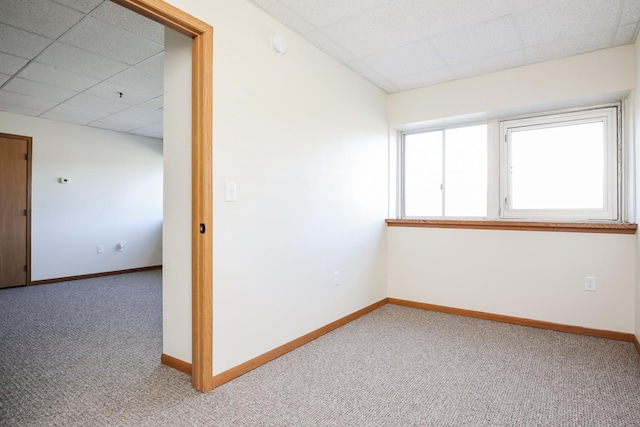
(585, 276), (596, 291)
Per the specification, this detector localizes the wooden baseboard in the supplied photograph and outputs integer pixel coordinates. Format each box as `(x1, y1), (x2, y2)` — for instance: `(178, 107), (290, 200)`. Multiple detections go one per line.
(161, 353), (192, 375)
(160, 298), (640, 390)
(30, 265), (162, 286)
(210, 298), (388, 387)
(157, 299), (388, 386)
(388, 298), (635, 342)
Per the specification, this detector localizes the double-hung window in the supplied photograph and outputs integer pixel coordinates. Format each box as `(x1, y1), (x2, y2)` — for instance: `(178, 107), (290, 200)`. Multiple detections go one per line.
(400, 105), (621, 222)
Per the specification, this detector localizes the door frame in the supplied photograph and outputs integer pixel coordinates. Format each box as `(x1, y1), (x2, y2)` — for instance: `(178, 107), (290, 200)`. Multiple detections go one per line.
(0, 133), (32, 287)
(111, 0), (214, 392)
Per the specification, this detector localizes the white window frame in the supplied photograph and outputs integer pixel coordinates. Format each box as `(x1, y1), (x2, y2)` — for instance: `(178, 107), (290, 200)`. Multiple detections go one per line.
(500, 107), (619, 221)
(400, 122), (490, 219)
(399, 104), (623, 223)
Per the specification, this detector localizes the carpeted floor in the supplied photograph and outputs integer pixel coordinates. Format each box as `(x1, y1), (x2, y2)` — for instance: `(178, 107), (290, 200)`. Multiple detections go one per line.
(1, 271), (639, 426)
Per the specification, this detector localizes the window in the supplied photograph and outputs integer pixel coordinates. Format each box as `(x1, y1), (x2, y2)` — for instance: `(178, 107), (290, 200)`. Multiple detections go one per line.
(400, 105), (621, 222)
(403, 125), (487, 217)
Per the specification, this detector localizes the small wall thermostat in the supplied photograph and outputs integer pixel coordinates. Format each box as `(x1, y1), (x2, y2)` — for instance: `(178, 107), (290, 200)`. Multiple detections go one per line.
(59, 178), (70, 184)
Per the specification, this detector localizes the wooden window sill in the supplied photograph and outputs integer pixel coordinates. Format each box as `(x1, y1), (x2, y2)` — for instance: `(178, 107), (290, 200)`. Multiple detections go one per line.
(385, 219), (637, 234)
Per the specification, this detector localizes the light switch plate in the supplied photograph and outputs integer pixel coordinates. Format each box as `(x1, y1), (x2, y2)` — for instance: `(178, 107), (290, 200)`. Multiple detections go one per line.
(225, 181), (237, 202)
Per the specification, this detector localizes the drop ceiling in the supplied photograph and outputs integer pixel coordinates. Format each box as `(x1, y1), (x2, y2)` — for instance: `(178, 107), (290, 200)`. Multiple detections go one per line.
(249, 0), (640, 93)
(0, 0), (164, 139)
(1, 1), (639, 138)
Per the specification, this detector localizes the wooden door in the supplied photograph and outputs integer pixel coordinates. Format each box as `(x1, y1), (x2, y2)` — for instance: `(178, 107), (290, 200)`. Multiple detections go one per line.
(0, 134), (31, 288)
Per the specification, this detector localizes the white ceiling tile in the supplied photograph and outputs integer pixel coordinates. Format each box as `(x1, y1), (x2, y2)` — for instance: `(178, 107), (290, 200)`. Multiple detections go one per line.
(91, 1), (164, 44)
(138, 96), (163, 110)
(391, 67), (456, 91)
(431, 16), (520, 65)
(511, 0), (553, 14)
(85, 81), (156, 105)
(45, 103), (110, 122)
(362, 39), (444, 80)
(0, 0), (85, 39)
(303, 30), (356, 62)
(136, 53), (164, 76)
(137, 122), (163, 133)
(249, 0), (314, 33)
(108, 67), (163, 96)
(0, 23), (52, 59)
(347, 60), (386, 85)
(278, 0), (384, 28)
(89, 120), (135, 133)
(405, 0), (514, 39)
(40, 111), (92, 125)
(60, 17), (163, 65)
(452, 50), (526, 78)
(18, 62), (100, 91)
(51, 0), (105, 14)
(620, 0), (640, 25)
(0, 52), (28, 75)
(0, 0), (165, 133)
(516, 0), (621, 47)
(322, 4), (422, 57)
(130, 129), (162, 139)
(614, 23), (638, 45)
(376, 80), (401, 94)
(37, 42), (129, 80)
(0, 0), (636, 129)
(118, 105), (162, 124)
(0, 89), (58, 111)
(3, 77), (77, 102)
(0, 101), (45, 117)
(97, 111), (155, 128)
(130, 122), (163, 139)
(524, 30), (613, 63)
(64, 93), (130, 114)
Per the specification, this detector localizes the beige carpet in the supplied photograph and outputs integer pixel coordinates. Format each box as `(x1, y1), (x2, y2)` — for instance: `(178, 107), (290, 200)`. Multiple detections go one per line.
(1, 271), (639, 426)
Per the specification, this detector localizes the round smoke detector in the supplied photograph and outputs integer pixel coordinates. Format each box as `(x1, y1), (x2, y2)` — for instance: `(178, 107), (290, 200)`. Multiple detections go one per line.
(271, 34), (287, 55)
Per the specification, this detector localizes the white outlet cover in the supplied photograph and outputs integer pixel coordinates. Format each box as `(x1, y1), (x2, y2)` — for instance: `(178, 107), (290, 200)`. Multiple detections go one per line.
(585, 276), (596, 291)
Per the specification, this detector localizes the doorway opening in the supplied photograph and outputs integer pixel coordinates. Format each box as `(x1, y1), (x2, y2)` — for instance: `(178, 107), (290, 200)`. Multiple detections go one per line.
(111, 0), (213, 392)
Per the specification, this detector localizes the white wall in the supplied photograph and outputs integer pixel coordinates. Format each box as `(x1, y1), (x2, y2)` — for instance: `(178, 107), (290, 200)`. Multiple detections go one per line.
(388, 227), (635, 332)
(0, 111), (163, 281)
(163, 0), (388, 373)
(388, 45), (635, 127)
(387, 46), (637, 333)
(162, 29), (192, 362)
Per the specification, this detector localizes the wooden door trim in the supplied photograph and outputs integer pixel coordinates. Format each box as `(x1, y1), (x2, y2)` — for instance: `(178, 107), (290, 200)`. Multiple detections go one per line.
(0, 133), (32, 287)
(111, 0), (214, 392)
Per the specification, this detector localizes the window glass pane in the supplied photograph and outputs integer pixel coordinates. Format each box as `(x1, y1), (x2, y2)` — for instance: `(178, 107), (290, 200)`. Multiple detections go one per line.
(444, 125), (487, 216)
(404, 131), (443, 216)
(510, 122), (604, 210)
